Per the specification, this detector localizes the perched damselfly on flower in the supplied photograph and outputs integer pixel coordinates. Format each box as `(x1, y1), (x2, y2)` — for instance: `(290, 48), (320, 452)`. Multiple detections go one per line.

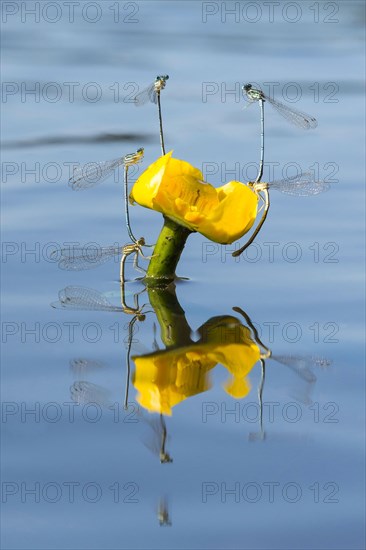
(243, 83), (317, 183)
(68, 147), (146, 245)
(133, 75), (169, 156)
(69, 147), (144, 191)
(233, 173), (329, 257)
(55, 238), (154, 280)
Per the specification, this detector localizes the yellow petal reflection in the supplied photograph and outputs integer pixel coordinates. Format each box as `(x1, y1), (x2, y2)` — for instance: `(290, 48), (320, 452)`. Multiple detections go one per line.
(132, 316), (261, 415)
(130, 152), (258, 244)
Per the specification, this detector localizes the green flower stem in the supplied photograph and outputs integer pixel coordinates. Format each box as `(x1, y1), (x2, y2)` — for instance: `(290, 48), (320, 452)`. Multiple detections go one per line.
(147, 286), (192, 348)
(145, 216), (192, 286)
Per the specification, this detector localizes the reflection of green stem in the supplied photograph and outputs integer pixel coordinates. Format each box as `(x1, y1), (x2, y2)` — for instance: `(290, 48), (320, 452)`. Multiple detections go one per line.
(147, 286), (192, 348)
(145, 216), (192, 286)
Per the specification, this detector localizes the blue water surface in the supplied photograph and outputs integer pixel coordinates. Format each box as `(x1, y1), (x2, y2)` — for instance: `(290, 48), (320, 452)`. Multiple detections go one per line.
(1, 1), (365, 549)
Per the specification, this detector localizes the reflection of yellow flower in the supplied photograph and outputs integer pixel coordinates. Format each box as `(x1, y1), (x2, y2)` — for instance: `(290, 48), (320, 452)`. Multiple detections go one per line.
(132, 316), (261, 415)
(130, 152), (258, 245)
(132, 349), (214, 416)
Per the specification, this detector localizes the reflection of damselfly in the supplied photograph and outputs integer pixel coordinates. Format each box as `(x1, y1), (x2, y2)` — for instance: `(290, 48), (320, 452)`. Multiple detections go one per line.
(248, 353), (330, 442)
(70, 381), (111, 406)
(234, 307), (331, 440)
(51, 285), (150, 314)
(233, 173), (330, 257)
(56, 238), (154, 279)
(52, 284), (153, 410)
(69, 358), (106, 375)
(157, 497), (172, 527)
(69, 147), (145, 245)
(133, 75), (169, 156)
(243, 83), (317, 183)
(141, 413), (173, 464)
(51, 286), (125, 312)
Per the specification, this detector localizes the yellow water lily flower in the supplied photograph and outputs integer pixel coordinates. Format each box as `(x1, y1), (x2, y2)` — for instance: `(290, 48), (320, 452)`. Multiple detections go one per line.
(132, 316), (261, 415)
(130, 152), (258, 245)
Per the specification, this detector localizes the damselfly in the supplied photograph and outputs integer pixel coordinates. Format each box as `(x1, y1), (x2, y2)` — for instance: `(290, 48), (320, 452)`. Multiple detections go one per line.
(53, 284), (153, 413)
(70, 381), (111, 406)
(134, 75), (169, 156)
(232, 173), (329, 257)
(121, 282), (153, 410)
(69, 147), (144, 191)
(248, 354), (324, 441)
(233, 306), (331, 439)
(141, 413), (173, 464)
(56, 238), (154, 280)
(243, 83), (317, 183)
(157, 497), (172, 527)
(69, 147), (144, 244)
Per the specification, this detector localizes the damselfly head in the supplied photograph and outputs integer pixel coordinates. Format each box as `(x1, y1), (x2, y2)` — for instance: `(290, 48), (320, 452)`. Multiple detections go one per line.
(137, 237), (146, 246)
(243, 83), (253, 93)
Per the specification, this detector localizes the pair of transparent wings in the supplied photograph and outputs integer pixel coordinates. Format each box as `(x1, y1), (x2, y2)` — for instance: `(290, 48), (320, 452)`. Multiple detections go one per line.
(133, 81), (160, 106)
(51, 286), (124, 312)
(271, 354), (331, 383)
(69, 149), (144, 191)
(244, 86), (317, 129)
(133, 76), (168, 106)
(56, 245), (123, 271)
(70, 381), (110, 406)
(69, 358), (106, 374)
(69, 157), (125, 190)
(256, 172), (330, 196)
